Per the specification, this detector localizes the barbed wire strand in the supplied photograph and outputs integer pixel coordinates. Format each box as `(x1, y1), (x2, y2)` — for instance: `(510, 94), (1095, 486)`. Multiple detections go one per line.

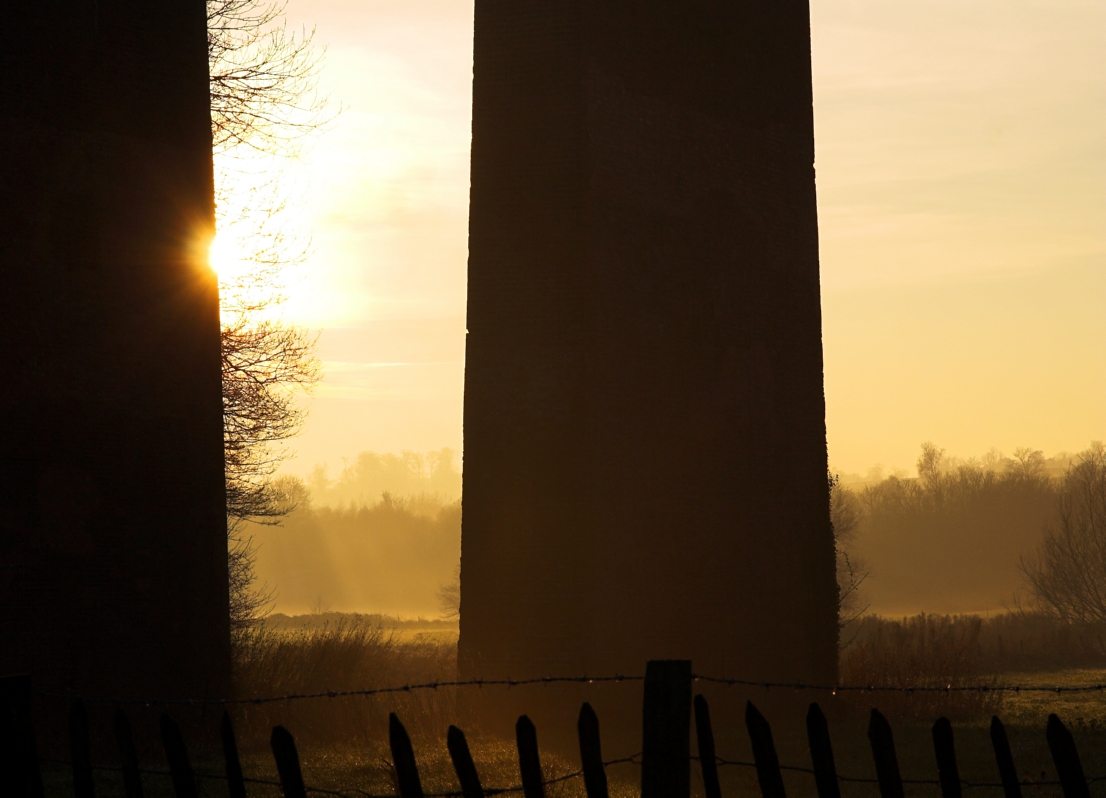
(691, 674), (1106, 695)
(36, 675), (645, 706)
(33, 671), (1106, 707)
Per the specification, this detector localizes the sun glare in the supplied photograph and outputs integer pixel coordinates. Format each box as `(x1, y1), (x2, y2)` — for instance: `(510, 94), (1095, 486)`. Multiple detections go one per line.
(208, 234), (251, 284)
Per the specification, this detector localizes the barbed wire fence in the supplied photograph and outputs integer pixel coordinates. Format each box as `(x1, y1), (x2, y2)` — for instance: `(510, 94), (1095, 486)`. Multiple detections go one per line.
(7, 662), (1106, 798)
(32, 672), (1106, 707)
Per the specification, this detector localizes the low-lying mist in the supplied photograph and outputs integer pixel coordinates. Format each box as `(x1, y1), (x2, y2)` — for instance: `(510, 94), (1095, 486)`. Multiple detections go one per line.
(248, 449), (462, 617)
(838, 443), (1092, 616)
(251, 442), (1099, 623)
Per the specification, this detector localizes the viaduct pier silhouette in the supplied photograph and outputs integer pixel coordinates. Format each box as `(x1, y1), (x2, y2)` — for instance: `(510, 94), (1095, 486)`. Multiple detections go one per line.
(0, 2), (229, 698)
(461, 1), (837, 688)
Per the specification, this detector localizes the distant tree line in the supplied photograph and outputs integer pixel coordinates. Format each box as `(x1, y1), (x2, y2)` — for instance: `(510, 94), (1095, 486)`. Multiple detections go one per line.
(248, 476), (461, 619)
(245, 442), (1106, 630)
(305, 448), (462, 508)
(838, 442), (1106, 626)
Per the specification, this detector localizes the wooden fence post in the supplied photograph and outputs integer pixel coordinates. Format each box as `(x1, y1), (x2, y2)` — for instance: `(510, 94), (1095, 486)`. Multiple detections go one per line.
(0, 674), (44, 798)
(159, 715), (197, 798)
(270, 725), (307, 798)
(389, 713), (424, 798)
(642, 660), (691, 798)
(220, 712), (247, 798)
(577, 702), (608, 798)
(693, 695), (722, 798)
(515, 715), (544, 798)
(113, 708), (143, 798)
(1046, 714), (1089, 798)
(989, 716), (1022, 798)
(745, 701), (786, 798)
(805, 703), (840, 798)
(69, 699), (95, 798)
(932, 717), (962, 798)
(867, 709), (904, 798)
(447, 725), (485, 798)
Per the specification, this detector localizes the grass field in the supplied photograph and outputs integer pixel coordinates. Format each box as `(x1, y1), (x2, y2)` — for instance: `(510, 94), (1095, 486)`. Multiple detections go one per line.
(37, 674), (1106, 798)
(33, 613), (1106, 796)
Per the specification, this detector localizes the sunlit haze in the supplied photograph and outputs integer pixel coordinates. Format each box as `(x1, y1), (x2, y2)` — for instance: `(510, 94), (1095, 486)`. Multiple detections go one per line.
(254, 0), (1102, 478)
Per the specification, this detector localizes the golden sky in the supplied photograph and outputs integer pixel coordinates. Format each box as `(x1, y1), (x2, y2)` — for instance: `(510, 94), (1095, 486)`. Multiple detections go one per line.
(268, 0), (1104, 478)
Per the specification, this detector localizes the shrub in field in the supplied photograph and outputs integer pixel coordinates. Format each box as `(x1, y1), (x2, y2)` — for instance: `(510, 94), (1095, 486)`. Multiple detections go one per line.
(974, 612), (1106, 671)
(840, 614), (1003, 719)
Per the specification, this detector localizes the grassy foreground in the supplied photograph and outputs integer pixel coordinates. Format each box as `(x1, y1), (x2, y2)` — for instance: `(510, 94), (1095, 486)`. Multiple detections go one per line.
(34, 615), (1106, 796)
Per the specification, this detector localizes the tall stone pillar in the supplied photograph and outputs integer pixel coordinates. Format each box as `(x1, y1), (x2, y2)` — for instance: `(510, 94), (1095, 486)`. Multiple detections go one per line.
(0, 1), (229, 699)
(461, 1), (837, 688)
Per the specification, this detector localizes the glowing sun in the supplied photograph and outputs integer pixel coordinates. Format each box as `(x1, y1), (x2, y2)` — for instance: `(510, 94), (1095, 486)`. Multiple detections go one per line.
(208, 233), (251, 283)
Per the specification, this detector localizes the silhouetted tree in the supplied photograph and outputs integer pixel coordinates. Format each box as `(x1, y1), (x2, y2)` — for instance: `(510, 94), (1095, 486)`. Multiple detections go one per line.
(1022, 443), (1106, 623)
(831, 474), (868, 635)
(209, 0), (330, 155)
(221, 271), (319, 634)
(437, 565), (461, 620)
(223, 316), (319, 525)
(208, 0), (330, 633)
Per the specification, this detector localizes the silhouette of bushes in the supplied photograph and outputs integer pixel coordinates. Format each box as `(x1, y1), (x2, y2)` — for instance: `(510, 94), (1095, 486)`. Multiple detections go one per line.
(1021, 444), (1106, 623)
(232, 617), (459, 745)
(840, 611), (1106, 719)
(840, 613), (1003, 719)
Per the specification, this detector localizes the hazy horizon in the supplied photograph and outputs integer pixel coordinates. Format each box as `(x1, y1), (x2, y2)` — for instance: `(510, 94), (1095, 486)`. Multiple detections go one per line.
(253, 441), (1102, 619)
(229, 0), (1106, 480)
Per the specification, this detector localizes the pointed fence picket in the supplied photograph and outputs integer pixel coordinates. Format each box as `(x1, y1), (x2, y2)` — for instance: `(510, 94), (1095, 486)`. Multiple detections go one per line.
(577, 701), (609, 798)
(515, 714), (544, 798)
(745, 701), (786, 798)
(221, 711), (248, 798)
(447, 724), (486, 798)
(1047, 713), (1090, 798)
(68, 700), (94, 798)
(693, 694), (722, 798)
(989, 716), (1022, 798)
(932, 717), (962, 798)
(391, 711), (426, 798)
(0, 674), (43, 798)
(868, 708), (904, 798)
(805, 702), (840, 798)
(0, 665), (1101, 798)
(160, 714), (197, 798)
(271, 724), (308, 798)
(113, 707), (143, 798)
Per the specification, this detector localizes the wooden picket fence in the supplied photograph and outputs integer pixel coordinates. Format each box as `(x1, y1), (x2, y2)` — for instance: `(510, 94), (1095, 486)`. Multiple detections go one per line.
(0, 661), (1100, 798)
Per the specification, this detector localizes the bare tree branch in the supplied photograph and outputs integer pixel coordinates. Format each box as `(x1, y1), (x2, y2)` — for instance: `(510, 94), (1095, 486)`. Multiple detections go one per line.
(208, 0), (329, 634)
(1021, 443), (1106, 624)
(209, 0), (336, 157)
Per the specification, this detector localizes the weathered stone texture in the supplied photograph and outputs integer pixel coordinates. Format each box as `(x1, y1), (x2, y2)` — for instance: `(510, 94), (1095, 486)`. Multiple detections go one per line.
(0, 1), (228, 699)
(462, 1), (837, 685)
